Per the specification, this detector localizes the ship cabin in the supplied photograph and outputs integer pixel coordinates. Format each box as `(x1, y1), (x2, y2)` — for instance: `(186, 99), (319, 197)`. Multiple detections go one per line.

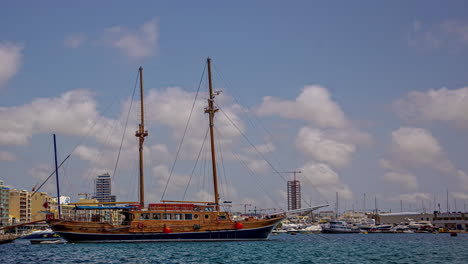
(122, 203), (240, 233)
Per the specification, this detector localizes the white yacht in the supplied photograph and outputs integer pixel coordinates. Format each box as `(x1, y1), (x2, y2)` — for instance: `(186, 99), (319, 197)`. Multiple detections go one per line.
(321, 221), (360, 233)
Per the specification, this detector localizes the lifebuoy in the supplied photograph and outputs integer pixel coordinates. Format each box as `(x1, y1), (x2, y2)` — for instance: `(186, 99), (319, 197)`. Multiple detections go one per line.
(137, 223), (145, 229)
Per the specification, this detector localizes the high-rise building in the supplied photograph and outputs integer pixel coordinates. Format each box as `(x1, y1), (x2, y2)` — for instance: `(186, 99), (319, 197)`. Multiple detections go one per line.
(287, 180), (301, 211)
(0, 180), (10, 226)
(92, 173), (116, 203)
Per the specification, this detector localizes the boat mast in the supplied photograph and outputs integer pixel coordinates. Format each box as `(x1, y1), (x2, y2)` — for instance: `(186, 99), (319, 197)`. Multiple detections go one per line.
(135, 67), (148, 208)
(205, 58), (220, 211)
(53, 134), (62, 218)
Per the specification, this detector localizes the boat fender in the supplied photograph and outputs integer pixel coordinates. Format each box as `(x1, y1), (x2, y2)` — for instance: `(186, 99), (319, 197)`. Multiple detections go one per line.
(163, 226), (171, 234)
(137, 223), (145, 229)
(234, 222), (243, 230)
(193, 224), (200, 230)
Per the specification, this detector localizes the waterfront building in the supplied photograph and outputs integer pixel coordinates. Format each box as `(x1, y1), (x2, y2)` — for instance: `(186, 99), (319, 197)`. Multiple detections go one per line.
(9, 189), (31, 224)
(92, 173), (116, 203)
(30, 192), (56, 221)
(0, 180), (10, 227)
(433, 212), (468, 231)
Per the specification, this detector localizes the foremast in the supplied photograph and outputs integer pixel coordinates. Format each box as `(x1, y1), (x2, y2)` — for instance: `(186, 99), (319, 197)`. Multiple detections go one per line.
(205, 58), (220, 211)
(135, 67), (148, 208)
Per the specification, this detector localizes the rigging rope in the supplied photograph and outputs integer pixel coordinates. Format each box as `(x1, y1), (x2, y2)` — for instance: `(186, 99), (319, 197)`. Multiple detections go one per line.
(112, 70), (139, 181)
(161, 62), (207, 200)
(182, 127), (209, 200)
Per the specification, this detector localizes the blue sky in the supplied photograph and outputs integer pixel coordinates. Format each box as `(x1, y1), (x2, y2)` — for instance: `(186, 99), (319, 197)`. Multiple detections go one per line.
(1, 1), (468, 213)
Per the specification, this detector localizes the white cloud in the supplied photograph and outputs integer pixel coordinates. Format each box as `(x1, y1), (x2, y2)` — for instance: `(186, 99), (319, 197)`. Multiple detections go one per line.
(382, 171), (418, 191)
(452, 192), (468, 200)
(0, 150), (16, 162)
(0, 42), (23, 88)
(257, 85), (349, 128)
(382, 127), (468, 192)
(102, 18), (159, 59)
(246, 159), (269, 175)
(0, 89), (125, 147)
(397, 193), (431, 203)
(395, 87), (468, 128)
(408, 20), (468, 50)
(64, 34), (86, 48)
(379, 159), (401, 171)
(296, 127), (355, 168)
(243, 142), (275, 155)
(391, 127), (444, 166)
(145, 87), (244, 160)
(300, 162), (353, 200)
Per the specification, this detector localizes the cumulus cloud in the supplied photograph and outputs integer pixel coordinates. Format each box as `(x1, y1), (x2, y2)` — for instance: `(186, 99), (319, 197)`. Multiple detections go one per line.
(0, 150), (16, 162)
(390, 127), (444, 166)
(300, 162), (353, 200)
(64, 34), (86, 48)
(256, 85), (371, 173)
(381, 126), (468, 192)
(382, 171), (418, 191)
(296, 127), (355, 168)
(395, 87), (468, 128)
(0, 42), (23, 88)
(257, 85), (349, 128)
(102, 18), (159, 59)
(0, 89), (125, 147)
(145, 87), (244, 160)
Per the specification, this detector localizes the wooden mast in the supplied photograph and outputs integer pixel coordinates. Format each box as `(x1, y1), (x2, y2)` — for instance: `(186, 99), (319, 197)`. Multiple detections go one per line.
(135, 66), (148, 208)
(205, 58), (220, 211)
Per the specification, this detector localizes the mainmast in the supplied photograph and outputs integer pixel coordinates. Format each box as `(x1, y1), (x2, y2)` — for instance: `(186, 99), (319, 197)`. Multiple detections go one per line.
(53, 134), (61, 218)
(135, 67), (148, 208)
(205, 58), (220, 211)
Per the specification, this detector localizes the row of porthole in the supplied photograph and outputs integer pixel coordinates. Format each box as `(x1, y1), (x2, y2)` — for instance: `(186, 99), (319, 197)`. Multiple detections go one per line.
(138, 213), (212, 221)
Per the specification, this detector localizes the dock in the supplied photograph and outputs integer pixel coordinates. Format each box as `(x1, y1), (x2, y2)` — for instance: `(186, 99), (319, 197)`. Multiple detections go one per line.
(0, 234), (20, 244)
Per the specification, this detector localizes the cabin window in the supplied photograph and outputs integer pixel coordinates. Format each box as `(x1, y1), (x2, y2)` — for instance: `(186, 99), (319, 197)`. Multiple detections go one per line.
(163, 213), (171, 220)
(140, 213), (150, 220)
(218, 215), (227, 220)
(204, 207), (213, 212)
(185, 214), (193, 220)
(205, 214), (209, 219)
(153, 213), (161, 220)
(174, 214), (182, 220)
(194, 214), (199, 219)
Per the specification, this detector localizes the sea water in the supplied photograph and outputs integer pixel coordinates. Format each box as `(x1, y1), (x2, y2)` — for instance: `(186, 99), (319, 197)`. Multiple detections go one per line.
(1, 233), (467, 263)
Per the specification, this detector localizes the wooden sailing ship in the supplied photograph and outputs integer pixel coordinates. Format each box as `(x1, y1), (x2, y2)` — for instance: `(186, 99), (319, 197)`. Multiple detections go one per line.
(47, 58), (287, 242)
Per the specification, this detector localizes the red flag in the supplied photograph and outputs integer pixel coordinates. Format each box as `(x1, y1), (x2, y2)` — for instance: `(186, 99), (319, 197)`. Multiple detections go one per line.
(43, 201), (49, 209)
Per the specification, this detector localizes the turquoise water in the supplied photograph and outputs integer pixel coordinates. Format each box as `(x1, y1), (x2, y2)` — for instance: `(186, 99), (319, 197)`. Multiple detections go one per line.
(2, 233), (467, 263)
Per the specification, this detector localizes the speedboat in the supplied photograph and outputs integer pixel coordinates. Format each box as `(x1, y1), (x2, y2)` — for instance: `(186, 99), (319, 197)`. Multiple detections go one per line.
(20, 229), (58, 240)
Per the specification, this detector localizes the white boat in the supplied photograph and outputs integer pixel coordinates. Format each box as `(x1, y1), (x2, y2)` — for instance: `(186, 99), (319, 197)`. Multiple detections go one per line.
(321, 221), (360, 233)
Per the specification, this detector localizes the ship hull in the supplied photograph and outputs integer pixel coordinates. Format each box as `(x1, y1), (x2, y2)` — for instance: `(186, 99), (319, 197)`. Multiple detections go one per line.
(55, 224), (278, 243)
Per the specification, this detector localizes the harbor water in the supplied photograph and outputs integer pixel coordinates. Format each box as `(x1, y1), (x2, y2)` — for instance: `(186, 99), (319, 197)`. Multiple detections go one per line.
(1, 233), (467, 263)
